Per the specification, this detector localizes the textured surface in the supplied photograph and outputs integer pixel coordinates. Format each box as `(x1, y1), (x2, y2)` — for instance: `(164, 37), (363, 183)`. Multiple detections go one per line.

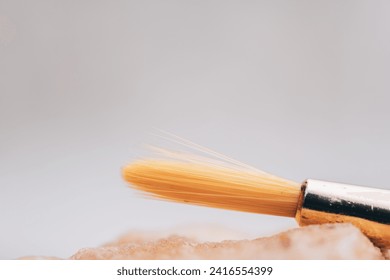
(383, 249), (390, 260)
(68, 224), (387, 260)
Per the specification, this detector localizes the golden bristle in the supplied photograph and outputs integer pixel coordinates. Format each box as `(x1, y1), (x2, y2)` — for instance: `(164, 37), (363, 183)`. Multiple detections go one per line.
(123, 158), (301, 217)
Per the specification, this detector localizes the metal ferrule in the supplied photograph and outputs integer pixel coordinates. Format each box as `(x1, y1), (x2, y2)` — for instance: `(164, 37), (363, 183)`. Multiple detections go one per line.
(295, 179), (390, 248)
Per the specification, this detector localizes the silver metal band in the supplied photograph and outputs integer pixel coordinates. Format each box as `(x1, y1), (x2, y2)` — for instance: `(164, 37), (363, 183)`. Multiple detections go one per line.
(296, 179), (390, 248)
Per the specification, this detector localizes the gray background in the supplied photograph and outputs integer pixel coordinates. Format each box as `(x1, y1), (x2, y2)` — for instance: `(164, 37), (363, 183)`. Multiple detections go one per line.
(1, 0), (390, 259)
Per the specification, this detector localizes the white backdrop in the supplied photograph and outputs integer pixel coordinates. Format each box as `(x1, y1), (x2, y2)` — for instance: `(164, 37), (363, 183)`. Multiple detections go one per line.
(1, 0), (390, 259)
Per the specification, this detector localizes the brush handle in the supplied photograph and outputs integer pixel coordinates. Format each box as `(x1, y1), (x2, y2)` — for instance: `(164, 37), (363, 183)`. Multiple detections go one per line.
(295, 179), (390, 248)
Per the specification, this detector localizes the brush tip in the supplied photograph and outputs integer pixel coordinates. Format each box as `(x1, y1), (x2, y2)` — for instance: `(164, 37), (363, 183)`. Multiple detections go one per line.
(122, 159), (301, 218)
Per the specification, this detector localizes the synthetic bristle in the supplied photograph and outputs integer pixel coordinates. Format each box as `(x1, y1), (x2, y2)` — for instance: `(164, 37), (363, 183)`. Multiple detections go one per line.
(123, 158), (301, 217)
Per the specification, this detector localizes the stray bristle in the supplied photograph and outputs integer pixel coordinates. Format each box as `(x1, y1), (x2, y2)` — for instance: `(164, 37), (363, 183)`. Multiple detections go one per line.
(123, 158), (301, 217)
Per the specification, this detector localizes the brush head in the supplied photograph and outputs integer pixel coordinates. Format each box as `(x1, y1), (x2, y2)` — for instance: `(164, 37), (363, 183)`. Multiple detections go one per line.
(123, 158), (301, 217)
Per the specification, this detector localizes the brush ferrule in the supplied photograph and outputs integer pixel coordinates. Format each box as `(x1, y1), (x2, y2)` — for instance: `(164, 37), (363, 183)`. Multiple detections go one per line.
(296, 179), (390, 248)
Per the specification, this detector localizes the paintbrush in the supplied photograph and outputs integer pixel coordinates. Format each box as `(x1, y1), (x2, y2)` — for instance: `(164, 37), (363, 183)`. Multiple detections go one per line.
(122, 150), (390, 248)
